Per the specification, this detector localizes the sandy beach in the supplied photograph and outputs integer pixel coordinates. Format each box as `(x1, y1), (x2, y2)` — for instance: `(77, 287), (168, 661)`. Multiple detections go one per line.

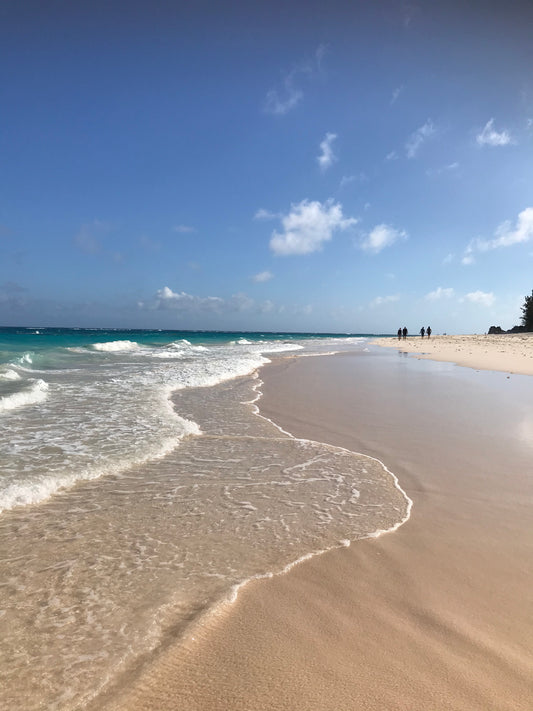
(373, 332), (533, 376)
(105, 338), (533, 711)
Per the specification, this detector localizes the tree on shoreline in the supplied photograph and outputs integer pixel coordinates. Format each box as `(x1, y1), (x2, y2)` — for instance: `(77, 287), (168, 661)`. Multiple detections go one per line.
(521, 290), (533, 331)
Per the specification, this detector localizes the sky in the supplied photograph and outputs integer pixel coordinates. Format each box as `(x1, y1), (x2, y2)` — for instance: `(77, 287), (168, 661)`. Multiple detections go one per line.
(1, 0), (532, 334)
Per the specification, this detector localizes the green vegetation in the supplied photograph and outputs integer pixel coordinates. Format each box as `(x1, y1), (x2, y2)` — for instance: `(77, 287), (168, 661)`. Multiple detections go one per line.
(521, 290), (533, 331)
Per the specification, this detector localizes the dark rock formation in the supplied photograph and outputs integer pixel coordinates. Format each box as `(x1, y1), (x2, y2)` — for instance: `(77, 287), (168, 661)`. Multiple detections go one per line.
(488, 325), (526, 334)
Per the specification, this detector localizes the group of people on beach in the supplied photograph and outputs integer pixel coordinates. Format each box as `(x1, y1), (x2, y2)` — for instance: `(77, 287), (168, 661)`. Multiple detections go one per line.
(397, 326), (431, 340)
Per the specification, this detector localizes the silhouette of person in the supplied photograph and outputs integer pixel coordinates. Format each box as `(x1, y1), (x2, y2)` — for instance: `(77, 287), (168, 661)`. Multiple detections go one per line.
(427, 326), (432, 338)
(420, 327), (425, 338)
(402, 326), (407, 340)
(397, 327), (402, 340)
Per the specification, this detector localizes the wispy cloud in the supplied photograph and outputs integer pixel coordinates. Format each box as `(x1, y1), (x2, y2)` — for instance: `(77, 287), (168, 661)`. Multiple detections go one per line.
(251, 270), (273, 283)
(464, 207), (533, 259)
(153, 286), (273, 315)
(427, 162), (459, 176)
(360, 224), (407, 254)
(173, 224), (196, 233)
(390, 85), (404, 105)
(476, 118), (513, 147)
(269, 199), (358, 256)
(74, 220), (111, 255)
(139, 235), (161, 252)
(340, 173), (367, 188)
(370, 294), (400, 307)
(264, 46), (325, 116)
(425, 287), (455, 300)
(464, 290), (495, 307)
(254, 208), (278, 220)
(405, 119), (436, 158)
(385, 150), (398, 161)
(317, 132), (337, 171)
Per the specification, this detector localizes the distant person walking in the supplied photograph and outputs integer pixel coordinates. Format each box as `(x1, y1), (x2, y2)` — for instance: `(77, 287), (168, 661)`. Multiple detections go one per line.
(397, 327), (402, 340)
(427, 326), (432, 338)
(420, 327), (425, 338)
(402, 326), (407, 340)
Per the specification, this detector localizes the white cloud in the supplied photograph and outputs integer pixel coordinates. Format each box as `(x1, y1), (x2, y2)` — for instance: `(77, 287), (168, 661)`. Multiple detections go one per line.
(360, 224), (407, 254)
(154, 287), (275, 316)
(476, 119), (513, 147)
(473, 207), (533, 251)
(254, 208), (278, 220)
(427, 162), (459, 176)
(264, 77), (303, 116)
(340, 172), (367, 188)
(173, 225), (196, 233)
(386, 150), (398, 161)
(264, 46), (325, 116)
(425, 287), (455, 301)
(465, 290), (495, 307)
(156, 287), (224, 313)
(317, 132), (337, 171)
(442, 253), (454, 265)
(269, 199), (358, 256)
(461, 253), (475, 265)
(406, 120), (436, 158)
(252, 270), (273, 283)
(370, 294), (400, 307)
(391, 85), (404, 105)
(74, 219), (110, 254)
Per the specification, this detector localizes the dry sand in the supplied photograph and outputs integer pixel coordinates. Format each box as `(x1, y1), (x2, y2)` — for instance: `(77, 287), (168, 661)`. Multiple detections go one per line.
(106, 344), (533, 711)
(374, 332), (533, 376)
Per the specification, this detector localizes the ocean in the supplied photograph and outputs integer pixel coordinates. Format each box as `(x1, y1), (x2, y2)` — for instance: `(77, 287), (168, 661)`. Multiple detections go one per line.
(0, 328), (409, 709)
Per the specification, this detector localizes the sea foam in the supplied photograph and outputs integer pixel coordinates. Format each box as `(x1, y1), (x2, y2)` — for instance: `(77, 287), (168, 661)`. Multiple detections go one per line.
(0, 379), (49, 413)
(92, 340), (140, 351)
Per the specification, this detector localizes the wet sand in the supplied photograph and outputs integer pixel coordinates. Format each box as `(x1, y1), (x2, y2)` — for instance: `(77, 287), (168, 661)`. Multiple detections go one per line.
(107, 348), (533, 711)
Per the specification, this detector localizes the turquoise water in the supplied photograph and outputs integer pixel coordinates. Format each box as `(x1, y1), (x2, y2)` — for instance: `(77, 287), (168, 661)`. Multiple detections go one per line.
(0, 327), (407, 710)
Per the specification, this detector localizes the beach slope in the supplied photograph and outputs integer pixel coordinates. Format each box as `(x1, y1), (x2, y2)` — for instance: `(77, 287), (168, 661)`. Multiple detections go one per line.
(106, 347), (533, 711)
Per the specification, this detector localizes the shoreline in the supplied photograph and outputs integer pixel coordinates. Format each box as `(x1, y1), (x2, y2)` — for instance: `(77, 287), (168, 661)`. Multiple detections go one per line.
(373, 332), (533, 375)
(106, 345), (533, 710)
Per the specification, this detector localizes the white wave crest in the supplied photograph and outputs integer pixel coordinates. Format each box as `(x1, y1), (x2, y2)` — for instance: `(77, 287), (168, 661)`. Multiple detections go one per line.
(92, 340), (140, 352)
(0, 369), (21, 381)
(0, 411), (200, 513)
(0, 379), (49, 413)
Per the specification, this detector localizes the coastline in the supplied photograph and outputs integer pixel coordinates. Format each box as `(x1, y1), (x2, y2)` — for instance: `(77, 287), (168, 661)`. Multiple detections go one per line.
(105, 345), (533, 710)
(373, 332), (533, 375)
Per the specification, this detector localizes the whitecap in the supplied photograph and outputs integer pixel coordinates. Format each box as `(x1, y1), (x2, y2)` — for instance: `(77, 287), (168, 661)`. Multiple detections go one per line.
(0, 379), (49, 413)
(0, 369), (21, 381)
(92, 340), (140, 352)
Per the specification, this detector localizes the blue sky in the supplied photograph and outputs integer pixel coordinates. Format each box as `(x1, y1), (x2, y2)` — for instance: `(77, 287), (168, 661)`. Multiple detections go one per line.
(1, 0), (532, 333)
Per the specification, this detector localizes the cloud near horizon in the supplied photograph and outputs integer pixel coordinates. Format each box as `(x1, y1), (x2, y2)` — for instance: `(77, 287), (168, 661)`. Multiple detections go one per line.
(152, 286), (277, 316)
(425, 287), (455, 300)
(464, 290), (495, 306)
(370, 294), (400, 307)
(360, 224), (406, 253)
(269, 199), (358, 256)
